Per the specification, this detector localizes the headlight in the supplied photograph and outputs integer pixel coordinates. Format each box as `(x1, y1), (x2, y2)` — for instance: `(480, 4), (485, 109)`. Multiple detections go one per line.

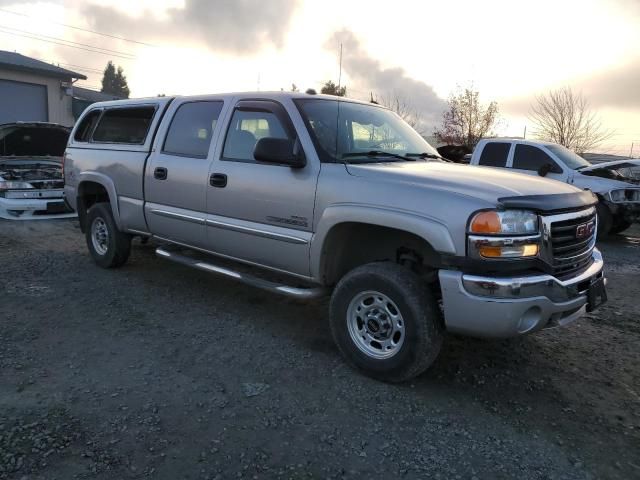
(469, 210), (539, 235)
(0, 181), (35, 191)
(608, 188), (640, 203)
(468, 210), (540, 259)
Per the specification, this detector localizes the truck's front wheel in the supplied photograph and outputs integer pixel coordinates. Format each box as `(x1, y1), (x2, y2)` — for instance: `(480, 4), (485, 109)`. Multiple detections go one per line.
(85, 202), (131, 268)
(329, 262), (443, 382)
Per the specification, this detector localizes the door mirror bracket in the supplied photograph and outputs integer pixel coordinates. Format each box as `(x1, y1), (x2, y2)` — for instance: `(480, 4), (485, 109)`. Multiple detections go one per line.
(537, 163), (553, 177)
(253, 137), (306, 168)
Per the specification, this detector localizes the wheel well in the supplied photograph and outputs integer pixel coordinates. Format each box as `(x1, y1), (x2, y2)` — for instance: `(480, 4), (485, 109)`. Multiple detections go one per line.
(320, 223), (442, 286)
(77, 181), (110, 232)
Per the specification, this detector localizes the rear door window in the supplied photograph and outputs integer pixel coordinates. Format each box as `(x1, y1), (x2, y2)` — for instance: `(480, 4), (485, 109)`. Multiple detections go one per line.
(74, 109), (101, 142)
(478, 142), (510, 167)
(512, 144), (562, 173)
(92, 106), (156, 144)
(162, 101), (224, 158)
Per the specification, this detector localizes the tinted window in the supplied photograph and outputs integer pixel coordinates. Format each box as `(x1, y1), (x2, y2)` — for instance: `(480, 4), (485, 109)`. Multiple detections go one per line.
(295, 99), (439, 163)
(513, 144), (562, 173)
(163, 101), (223, 158)
(478, 142), (510, 167)
(92, 106), (155, 144)
(222, 108), (290, 162)
(544, 144), (591, 170)
(74, 109), (101, 142)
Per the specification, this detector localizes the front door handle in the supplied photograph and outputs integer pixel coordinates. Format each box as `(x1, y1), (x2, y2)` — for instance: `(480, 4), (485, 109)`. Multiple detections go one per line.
(154, 167), (168, 180)
(209, 173), (227, 188)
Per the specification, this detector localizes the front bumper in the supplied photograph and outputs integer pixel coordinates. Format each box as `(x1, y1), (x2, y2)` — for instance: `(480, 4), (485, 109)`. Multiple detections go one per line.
(439, 248), (605, 338)
(0, 191), (76, 220)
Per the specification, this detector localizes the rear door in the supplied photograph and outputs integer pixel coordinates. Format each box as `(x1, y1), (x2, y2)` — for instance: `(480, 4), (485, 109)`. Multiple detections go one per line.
(475, 142), (512, 169)
(204, 98), (320, 277)
(144, 98), (226, 248)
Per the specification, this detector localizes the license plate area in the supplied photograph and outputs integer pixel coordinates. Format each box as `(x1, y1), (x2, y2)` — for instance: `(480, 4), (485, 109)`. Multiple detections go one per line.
(586, 276), (607, 312)
(46, 201), (68, 214)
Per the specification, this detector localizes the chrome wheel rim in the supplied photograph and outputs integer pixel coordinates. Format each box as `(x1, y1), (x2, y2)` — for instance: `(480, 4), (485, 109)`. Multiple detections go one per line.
(91, 217), (109, 256)
(346, 290), (405, 359)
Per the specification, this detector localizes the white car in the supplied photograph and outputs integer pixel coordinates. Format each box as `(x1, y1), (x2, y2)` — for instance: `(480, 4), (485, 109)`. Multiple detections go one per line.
(0, 122), (76, 220)
(470, 138), (640, 236)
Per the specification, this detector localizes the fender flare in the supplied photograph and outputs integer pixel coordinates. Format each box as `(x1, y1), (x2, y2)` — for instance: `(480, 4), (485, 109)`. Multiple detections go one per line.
(310, 203), (457, 280)
(76, 172), (122, 230)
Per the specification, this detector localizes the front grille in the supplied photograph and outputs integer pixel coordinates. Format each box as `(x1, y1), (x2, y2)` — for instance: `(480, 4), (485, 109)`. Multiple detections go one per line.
(546, 209), (597, 277)
(30, 180), (64, 190)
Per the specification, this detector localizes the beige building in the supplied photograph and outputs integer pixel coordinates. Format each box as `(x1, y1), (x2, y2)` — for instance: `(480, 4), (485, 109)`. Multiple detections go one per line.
(0, 50), (86, 126)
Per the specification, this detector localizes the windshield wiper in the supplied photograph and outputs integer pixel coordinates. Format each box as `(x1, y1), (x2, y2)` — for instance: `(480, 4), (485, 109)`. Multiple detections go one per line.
(405, 152), (448, 161)
(341, 151), (415, 162)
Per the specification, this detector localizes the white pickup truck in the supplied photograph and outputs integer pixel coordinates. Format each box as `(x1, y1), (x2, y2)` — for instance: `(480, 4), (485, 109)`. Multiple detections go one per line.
(469, 138), (640, 236)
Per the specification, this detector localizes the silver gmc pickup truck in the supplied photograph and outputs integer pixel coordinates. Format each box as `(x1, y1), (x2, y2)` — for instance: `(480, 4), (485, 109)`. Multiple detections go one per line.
(64, 92), (607, 382)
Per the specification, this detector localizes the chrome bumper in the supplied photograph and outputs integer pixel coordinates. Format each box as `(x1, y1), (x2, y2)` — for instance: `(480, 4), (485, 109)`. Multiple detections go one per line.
(439, 249), (605, 338)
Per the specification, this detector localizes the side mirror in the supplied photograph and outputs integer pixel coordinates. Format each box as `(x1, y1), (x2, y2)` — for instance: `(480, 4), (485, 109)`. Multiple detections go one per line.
(253, 137), (306, 168)
(537, 163), (552, 177)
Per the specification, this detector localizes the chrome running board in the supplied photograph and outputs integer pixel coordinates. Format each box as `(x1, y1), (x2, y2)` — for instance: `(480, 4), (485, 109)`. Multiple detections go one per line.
(155, 246), (327, 300)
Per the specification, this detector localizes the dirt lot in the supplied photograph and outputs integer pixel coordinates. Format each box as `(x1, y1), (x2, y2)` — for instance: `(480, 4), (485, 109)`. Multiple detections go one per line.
(1, 219), (639, 480)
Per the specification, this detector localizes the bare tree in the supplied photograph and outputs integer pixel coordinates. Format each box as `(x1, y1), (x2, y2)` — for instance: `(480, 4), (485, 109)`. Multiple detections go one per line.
(434, 87), (499, 149)
(375, 91), (424, 133)
(529, 87), (612, 154)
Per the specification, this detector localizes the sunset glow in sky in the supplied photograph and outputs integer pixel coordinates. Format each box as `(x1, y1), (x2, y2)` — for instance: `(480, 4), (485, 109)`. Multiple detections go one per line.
(1, 0), (638, 155)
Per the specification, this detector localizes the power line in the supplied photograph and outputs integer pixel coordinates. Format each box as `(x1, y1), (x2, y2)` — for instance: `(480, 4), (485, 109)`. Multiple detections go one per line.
(0, 25), (135, 58)
(0, 28), (135, 60)
(0, 7), (157, 47)
(56, 62), (103, 74)
(0, 28), (134, 60)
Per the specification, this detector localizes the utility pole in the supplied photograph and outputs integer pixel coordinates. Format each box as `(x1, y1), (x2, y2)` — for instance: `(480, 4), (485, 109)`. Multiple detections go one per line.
(630, 142), (634, 158)
(337, 43), (343, 90)
(523, 125), (527, 139)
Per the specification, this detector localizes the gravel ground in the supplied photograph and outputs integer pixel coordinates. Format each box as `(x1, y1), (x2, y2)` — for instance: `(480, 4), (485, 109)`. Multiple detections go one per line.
(1, 219), (639, 480)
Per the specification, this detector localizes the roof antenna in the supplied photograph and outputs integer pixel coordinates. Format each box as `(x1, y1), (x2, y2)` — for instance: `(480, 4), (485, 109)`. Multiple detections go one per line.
(337, 43), (343, 91)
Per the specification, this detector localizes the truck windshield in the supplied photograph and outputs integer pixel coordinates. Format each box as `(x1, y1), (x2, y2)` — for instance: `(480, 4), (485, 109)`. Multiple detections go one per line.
(545, 144), (592, 170)
(295, 98), (439, 163)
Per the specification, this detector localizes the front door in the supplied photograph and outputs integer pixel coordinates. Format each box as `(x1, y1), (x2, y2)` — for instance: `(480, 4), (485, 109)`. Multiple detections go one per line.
(204, 99), (319, 277)
(144, 100), (225, 248)
(509, 143), (567, 182)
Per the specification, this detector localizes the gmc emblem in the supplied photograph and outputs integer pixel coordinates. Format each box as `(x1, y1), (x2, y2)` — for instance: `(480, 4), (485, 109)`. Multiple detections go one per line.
(576, 221), (595, 239)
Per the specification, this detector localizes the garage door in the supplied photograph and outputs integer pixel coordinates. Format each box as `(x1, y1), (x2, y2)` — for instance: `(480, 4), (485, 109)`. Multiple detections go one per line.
(0, 79), (48, 124)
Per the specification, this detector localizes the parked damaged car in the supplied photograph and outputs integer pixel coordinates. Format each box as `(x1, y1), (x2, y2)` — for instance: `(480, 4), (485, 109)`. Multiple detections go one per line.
(0, 122), (75, 220)
(470, 139), (640, 236)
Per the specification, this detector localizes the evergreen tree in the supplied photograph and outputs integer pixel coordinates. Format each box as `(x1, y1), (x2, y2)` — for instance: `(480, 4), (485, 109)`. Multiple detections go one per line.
(101, 61), (130, 98)
(320, 80), (346, 97)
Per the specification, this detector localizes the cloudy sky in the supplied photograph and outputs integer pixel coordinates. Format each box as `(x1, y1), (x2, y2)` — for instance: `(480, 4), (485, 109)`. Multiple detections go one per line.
(1, 0), (638, 155)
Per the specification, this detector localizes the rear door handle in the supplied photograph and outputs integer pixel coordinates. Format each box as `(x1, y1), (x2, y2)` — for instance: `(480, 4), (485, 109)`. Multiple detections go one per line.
(154, 167), (168, 180)
(209, 173), (227, 188)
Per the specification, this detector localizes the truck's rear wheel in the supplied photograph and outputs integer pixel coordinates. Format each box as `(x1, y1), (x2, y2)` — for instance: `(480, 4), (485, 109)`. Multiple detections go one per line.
(85, 202), (131, 268)
(329, 262), (443, 382)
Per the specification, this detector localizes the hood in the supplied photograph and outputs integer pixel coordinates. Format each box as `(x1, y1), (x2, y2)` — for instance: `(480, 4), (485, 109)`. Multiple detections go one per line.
(577, 159), (640, 186)
(345, 161), (583, 207)
(579, 159), (640, 173)
(0, 122), (70, 159)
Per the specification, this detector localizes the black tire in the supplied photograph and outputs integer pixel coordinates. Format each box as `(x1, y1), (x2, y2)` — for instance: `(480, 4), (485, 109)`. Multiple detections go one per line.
(610, 221), (632, 235)
(329, 262), (443, 383)
(596, 202), (613, 238)
(85, 202), (131, 268)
